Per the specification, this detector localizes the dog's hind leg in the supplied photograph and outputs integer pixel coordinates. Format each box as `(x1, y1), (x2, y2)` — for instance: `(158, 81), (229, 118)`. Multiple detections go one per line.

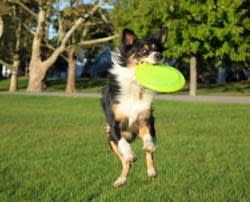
(111, 120), (137, 164)
(110, 141), (131, 187)
(109, 119), (136, 187)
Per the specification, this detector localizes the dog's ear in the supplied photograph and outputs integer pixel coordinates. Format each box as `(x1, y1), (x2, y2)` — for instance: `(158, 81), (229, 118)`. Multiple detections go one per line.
(150, 28), (167, 44)
(122, 29), (137, 46)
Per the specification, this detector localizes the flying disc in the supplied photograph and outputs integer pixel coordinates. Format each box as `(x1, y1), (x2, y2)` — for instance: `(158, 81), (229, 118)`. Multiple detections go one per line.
(135, 63), (185, 92)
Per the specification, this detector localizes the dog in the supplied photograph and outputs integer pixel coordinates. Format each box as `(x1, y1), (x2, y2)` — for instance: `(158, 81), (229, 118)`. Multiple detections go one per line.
(101, 28), (167, 187)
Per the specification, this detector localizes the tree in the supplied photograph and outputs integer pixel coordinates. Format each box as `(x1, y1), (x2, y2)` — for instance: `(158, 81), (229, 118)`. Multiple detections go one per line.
(22, 0), (117, 92)
(1, 0), (116, 92)
(164, 0), (250, 95)
(111, 0), (250, 96)
(0, 1), (25, 92)
(54, 0), (115, 93)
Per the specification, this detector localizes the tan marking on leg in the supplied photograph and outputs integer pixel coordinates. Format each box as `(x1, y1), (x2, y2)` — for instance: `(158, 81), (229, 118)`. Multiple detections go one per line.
(139, 128), (155, 153)
(138, 125), (150, 138)
(138, 109), (151, 138)
(110, 141), (122, 159)
(110, 141), (131, 187)
(146, 152), (157, 178)
(137, 109), (155, 153)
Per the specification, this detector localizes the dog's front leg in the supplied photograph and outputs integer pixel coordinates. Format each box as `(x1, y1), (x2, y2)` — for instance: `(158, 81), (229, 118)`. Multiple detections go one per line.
(138, 115), (157, 178)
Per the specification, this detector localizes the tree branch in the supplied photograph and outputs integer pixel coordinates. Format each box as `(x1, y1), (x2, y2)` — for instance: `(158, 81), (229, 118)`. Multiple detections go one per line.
(43, 4), (100, 70)
(23, 23), (35, 35)
(57, 14), (65, 45)
(97, 7), (109, 24)
(0, 58), (14, 69)
(42, 19), (83, 69)
(67, 34), (119, 49)
(30, 6), (46, 60)
(23, 23), (69, 61)
(60, 18), (84, 48)
(7, 0), (38, 18)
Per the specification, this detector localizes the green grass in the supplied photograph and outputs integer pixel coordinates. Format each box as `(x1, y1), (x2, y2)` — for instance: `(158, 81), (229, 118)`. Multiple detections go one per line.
(1, 77), (250, 95)
(0, 95), (250, 201)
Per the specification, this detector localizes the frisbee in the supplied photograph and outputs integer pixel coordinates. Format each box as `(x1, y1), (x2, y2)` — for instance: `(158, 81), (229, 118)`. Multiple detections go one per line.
(135, 63), (185, 92)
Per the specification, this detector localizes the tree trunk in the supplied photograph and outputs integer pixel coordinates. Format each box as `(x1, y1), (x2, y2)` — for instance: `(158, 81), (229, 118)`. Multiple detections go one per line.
(66, 49), (77, 93)
(26, 7), (46, 93)
(189, 55), (197, 96)
(9, 56), (20, 92)
(27, 60), (46, 92)
(0, 16), (3, 38)
(25, 64), (29, 76)
(9, 9), (22, 93)
(9, 70), (17, 92)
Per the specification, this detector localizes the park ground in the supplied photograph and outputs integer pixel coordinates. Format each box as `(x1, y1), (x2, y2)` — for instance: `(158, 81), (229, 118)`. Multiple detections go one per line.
(0, 77), (250, 96)
(0, 94), (249, 201)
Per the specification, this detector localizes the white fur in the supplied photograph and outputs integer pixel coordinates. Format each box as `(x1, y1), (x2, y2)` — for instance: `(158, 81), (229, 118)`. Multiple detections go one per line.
(147, 167), (157, 178)
(113, 177), (126, 187)
(143, 133), (155, 152)
(109, 58), (155, 126)
(118, 138), (136, 162)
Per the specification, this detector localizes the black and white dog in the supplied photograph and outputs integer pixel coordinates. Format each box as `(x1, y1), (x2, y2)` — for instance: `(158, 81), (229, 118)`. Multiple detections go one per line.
(101, 28), (167, 187)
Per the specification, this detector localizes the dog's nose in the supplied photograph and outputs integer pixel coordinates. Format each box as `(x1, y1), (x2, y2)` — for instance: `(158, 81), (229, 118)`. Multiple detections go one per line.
(155, 53), (163, 61)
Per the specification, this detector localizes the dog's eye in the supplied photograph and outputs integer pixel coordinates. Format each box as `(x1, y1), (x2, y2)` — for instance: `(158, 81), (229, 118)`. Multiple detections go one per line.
(142, 49), (149, 55)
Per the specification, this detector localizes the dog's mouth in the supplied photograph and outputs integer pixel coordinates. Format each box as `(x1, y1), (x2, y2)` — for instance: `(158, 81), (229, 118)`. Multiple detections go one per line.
(139, 60), (161, 65)
(139, 52), (163, 65)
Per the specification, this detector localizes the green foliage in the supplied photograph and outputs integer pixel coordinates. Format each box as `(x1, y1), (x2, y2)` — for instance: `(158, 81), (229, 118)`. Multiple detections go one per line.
(0, 5), (18, 63)
(0, 0), (36, 65)
(111, 0), (250, 69)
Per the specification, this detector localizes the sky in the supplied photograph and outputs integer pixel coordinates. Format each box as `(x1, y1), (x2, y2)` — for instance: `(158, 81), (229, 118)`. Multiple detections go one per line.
(58, 0), (113, 10)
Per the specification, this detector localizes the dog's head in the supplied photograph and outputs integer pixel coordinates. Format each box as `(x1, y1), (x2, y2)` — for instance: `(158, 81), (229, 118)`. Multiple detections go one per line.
(118, 28), (167, 68)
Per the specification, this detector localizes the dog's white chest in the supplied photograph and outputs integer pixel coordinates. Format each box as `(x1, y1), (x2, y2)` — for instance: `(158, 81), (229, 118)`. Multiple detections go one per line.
(109, 62), (154, 125)
(118, 82), (153, 125)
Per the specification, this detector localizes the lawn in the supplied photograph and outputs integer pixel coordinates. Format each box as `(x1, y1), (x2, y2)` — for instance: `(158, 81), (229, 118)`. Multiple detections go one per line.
(1, 77), (250, 96)
(0, 95), (249, 201)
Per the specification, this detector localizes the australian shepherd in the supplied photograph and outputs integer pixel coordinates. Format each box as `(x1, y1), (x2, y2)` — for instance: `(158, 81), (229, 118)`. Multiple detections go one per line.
(101, 28), (167, 187)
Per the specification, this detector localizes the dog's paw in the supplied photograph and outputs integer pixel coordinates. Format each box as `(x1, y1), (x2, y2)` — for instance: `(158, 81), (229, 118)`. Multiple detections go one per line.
(113, 177), (126, 188)
(143, 142), (155, 153)
(148, 168), (157, 178)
